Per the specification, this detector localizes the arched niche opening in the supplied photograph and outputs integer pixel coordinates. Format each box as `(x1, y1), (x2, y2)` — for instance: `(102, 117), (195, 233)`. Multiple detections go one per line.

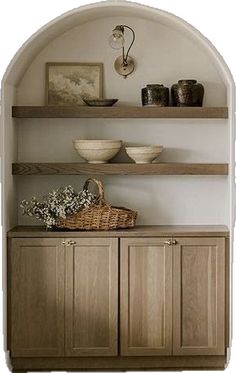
(1, 1), (235, 368)
(1, 0), (235, 233)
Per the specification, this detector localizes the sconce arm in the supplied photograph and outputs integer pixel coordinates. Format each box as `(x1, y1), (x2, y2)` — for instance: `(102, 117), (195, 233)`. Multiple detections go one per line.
(122, 25), (135, 62)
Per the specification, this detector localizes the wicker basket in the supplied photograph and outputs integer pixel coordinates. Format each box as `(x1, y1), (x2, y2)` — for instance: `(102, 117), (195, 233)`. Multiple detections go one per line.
(56, 178), (137, 230)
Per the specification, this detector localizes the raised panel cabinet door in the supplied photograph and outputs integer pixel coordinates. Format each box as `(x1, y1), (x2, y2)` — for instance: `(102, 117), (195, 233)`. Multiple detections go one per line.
(173, 237), (225, 355)
(9, 238), (65, 357)
(120, 238), (172, 356)
(65, 238), (118, 356)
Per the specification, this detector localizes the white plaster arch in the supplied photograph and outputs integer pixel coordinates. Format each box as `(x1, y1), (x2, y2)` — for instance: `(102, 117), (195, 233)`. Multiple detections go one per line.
(1, 0), (235, 228)
(0, 0), (235, 363)
(1, 0), (235, 88)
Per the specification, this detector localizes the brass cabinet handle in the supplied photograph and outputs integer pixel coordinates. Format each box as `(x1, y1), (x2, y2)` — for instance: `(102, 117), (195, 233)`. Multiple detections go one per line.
(62, 239), (76, 246)
(164, 239), (178, 246)
(69, 240), (76, 245)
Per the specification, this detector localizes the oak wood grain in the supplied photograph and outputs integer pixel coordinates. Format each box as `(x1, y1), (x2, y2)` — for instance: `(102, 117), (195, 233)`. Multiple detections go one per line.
(65, 238), (118, 356)
(120, 238), (172, 356)
(10, 238), (65, 357)
(173, 237), (225, 355)
(7, 238), (12, 352)
(12, 162), (228, 175)
(225, 237), (230, 348)
(7, 225), (229, 238)
(11, 355), (226, 370)
(12, 106), (228, 118)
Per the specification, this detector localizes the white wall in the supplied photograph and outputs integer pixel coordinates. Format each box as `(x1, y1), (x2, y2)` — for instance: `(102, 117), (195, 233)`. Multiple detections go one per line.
(15, 14), (228, 226)
(16, 16), (226, 106)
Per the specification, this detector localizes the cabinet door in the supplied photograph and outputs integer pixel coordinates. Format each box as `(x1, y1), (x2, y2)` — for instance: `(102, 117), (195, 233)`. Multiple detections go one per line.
(173, 237), (225, 355)
(65, 238), (118, 356)
(10, 238), (65, 357)
(120, 238), (172, 356)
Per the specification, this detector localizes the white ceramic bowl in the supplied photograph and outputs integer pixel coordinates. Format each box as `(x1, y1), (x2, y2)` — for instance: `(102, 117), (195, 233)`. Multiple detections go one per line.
(73, 139), (122, 163)
(125, 146), (163, 164)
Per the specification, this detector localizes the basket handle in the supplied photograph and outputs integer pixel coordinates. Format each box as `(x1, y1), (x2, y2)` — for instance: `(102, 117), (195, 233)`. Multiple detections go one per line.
(83, 178), (106, 203)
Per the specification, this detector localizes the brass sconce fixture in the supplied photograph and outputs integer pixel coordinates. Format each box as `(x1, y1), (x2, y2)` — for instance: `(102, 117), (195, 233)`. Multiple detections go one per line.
(108, 25), (136, 78)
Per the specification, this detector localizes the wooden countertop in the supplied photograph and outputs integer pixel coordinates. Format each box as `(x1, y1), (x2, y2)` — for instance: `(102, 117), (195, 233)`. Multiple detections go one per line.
(7, 225), (229, 238)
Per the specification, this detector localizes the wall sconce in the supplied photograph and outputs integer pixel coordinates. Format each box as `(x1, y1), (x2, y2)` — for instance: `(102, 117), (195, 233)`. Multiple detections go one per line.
(108, 25), (136, 78)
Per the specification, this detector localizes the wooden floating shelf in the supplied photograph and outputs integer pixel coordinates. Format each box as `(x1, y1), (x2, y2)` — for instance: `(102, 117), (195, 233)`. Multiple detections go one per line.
(12, 162), (228, 176)
(12, 106), (228, 119)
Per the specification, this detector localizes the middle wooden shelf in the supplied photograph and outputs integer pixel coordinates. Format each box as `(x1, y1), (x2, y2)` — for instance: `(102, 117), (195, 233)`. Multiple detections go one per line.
(12, 162), (228, 175)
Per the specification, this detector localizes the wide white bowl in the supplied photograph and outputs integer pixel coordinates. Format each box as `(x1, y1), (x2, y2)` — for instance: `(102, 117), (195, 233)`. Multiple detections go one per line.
(125, 146), (163, 164)
(73, 139), (122, 163)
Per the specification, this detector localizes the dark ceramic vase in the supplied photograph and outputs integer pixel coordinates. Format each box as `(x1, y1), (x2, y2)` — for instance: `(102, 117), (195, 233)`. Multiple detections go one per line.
(171, 79), (204, 107)
(142, 84), (169, 106)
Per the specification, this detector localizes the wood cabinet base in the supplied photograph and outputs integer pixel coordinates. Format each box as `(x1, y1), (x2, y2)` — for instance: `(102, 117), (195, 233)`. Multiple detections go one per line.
(8, 229), (229, 372)
(11, 356), (227, 371)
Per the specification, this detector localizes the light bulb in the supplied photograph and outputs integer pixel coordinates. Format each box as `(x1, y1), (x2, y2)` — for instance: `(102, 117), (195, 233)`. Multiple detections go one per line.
(108, 27), (124, 50)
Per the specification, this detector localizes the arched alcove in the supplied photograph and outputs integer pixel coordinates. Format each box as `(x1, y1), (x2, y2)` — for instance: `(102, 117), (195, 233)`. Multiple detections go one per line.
(2, 1), (234, 87)
(1, 0), (234, 231)
(1, 1), (235, 370)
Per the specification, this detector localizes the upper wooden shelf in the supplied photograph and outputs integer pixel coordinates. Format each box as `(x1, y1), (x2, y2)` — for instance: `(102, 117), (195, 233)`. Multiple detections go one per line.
(12, 162), (228, 176)
(12, 106), (228, 119)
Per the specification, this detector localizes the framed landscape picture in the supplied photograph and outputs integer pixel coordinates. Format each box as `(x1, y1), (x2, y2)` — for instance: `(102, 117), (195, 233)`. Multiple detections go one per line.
(46, 62), (103, 105)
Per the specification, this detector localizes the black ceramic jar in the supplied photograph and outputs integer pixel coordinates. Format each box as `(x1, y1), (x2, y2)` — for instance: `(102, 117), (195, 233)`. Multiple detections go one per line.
(171, 79), (204, 107)
(141, 84), (169, 106)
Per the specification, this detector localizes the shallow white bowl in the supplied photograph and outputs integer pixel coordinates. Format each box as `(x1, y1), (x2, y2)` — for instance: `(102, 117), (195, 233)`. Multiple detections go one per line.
(73, 139), (122, 163)
(125, 146), (163, 164)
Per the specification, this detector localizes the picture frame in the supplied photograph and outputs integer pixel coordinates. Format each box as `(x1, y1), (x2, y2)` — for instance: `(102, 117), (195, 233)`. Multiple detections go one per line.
(45, 62), (103, 105)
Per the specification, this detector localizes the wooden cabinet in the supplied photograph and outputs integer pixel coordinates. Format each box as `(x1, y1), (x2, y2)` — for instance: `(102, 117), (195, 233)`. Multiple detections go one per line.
(8, 227), (228, 371)
(9, 237), (118, 358)
(173, 237), (225, 355)
(9, 238), (65, 357)
(65, 238), (118, 356)
(120, 236), (225, 357)
(120, 238), (172, 355)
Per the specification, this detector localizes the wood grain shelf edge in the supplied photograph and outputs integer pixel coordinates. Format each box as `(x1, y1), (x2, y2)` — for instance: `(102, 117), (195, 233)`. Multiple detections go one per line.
(12, 106), (228, 119)
(7, 225), (229, 238)
(12, 162), (228, 175)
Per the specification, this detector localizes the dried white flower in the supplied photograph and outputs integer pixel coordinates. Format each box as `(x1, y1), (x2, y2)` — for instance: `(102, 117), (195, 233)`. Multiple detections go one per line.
(20, 185), (96, 228)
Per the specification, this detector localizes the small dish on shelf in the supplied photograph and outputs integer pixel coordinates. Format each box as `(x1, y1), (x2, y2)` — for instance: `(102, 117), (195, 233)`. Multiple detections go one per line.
(83, 98), (118, 107)
(73, 139), (122, 163)
(125, 146), (163, 164)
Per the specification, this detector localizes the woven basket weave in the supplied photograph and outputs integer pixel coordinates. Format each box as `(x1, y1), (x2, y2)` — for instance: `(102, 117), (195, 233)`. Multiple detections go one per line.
(56, 178), (137, 230)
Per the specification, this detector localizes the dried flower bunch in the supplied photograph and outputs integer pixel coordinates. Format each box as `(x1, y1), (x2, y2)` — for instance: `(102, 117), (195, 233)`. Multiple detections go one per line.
(20, 185), (96, 228)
